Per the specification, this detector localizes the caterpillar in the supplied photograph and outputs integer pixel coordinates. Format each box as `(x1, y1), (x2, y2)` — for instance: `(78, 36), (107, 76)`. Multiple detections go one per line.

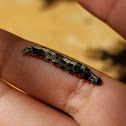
(22, 45), (102, 85)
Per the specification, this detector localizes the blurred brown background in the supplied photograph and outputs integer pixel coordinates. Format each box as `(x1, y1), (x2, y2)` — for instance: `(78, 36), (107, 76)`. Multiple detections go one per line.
(0, 0), (126, 83)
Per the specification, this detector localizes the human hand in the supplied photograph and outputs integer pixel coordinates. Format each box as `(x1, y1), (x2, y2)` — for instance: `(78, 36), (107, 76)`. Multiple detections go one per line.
(0, 1), (126, 125)
(0, 29), (125, 125)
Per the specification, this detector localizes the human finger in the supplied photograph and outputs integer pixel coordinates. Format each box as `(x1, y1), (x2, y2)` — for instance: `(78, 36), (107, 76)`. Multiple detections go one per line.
(0, 29), (126, 126)
(76, 0), (126, 39)
(0, 79), (78, 126)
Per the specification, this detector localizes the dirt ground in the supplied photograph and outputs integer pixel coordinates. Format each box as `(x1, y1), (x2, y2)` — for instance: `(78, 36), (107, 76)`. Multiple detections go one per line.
(0, 0), (126, 83)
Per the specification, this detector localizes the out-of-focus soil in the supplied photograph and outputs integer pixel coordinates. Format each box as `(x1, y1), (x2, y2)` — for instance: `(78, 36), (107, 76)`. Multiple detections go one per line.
(0, 0), (125, 83)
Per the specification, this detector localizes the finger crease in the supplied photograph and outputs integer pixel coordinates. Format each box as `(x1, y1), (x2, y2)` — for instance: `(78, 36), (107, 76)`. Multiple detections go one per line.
(104, 0), (118, 23)
(63, 79), (94, 116)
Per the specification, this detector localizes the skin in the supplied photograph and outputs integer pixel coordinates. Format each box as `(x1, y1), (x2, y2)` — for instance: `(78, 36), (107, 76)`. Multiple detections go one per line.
(0, 0), (126, 126)
(77, 0), (126, 39)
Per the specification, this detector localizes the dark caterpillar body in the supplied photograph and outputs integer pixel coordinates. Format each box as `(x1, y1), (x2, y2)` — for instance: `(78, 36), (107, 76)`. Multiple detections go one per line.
(22, 45), (102, 85)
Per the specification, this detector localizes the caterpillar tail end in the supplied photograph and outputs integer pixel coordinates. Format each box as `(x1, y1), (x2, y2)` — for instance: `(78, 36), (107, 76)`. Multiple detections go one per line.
(22, 46), (32, 54)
